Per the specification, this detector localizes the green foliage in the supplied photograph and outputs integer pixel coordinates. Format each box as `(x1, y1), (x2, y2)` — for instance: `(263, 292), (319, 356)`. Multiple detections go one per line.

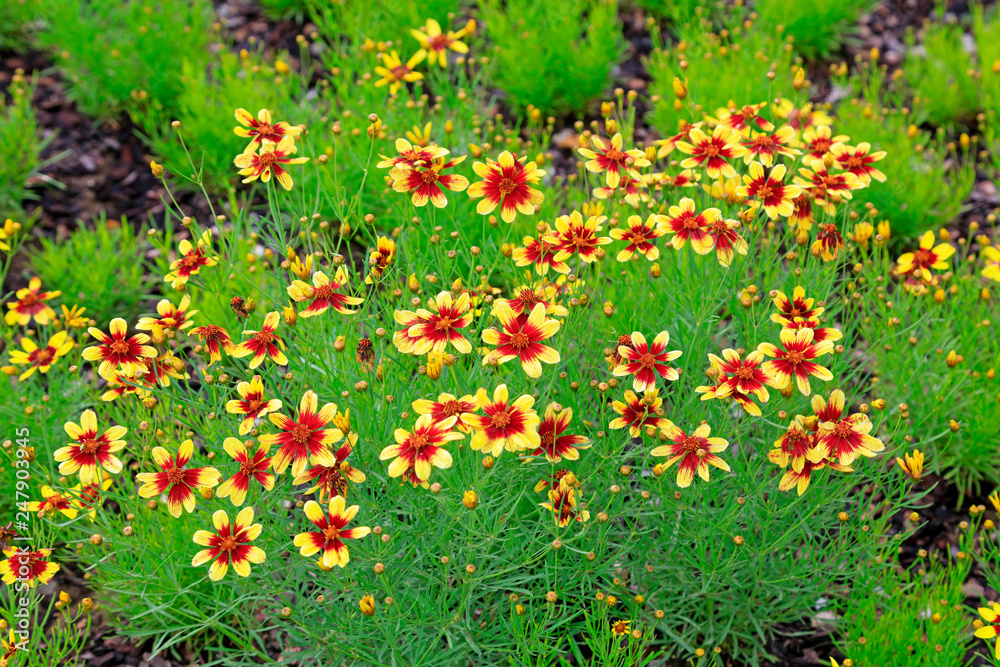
(645, 7), (806, 138)
(478, 0), (624, 117)
(0, 0), (41, 52)
(833, 531), (976, 666)
(902, 18), (980, 128)
(973, 2), (1000, 179)
(0, 77), (47, 219)
(259, 0), (310, 21)
(754, 0), (876, 60)
(833, 63), (975, 239)
(308, 0), (466, 43)
(32, 218), (149, 323)
(35, 0), (212, 119)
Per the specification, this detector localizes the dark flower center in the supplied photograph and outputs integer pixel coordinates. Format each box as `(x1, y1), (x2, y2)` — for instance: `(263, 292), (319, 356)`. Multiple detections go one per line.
(313, 285), (336, 300)
(605, 148), (625, 163)
(703, 143), (721, 158)
(258, 152), (279, 168)
(218, 535), (238, 553)
(239, 459), (258, 475)
(291, 424), (312, 445)
(734, 366), (754, 380)
(638, 353), (657, 369)
(34, 349), (54, 366)
(81, 438), (100, 455)
(435, 316), (454, 330)
(509, 332), (530, 349)
(785, 350), (805, 365)
(255, 331), (275, 345)
(497, 177), (517, 196)
(110, 340), (130, 355)
(442, 400), (462, 417)
(20, 293), (38, 307)
(410, 433), (430, 450)
(490, 411), (511, 428)
(166, 467), (186, 484)
(323, 525), (341, 540)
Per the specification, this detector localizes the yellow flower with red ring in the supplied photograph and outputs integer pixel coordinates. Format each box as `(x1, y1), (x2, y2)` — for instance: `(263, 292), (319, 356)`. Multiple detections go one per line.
(896, 230), (955, 283)
(259, 390), (342, 478)
(578, 133), (650, 189)
(512, 233), (569, 276)
(467, 151), (545, 223)
(287, 267), (364, 318)
(540, 477), (590, 527)
(293, 435), (366, 503)
(5, 276), (60, 326)
(232, 311), (287, 369)
(234, 135), (309, 191)
(0, 547), (59, 588)
(736, 162), (802, 220)
(390, 155), (469, 208)
(412, 392), (479, 432)
(976, 601), (1000, 659)
(293, 496), (371, 568)
(216, 438), (275, 507)
(192, 507), (265, 580)
(462, 384), (540, 457)
(609, 388), (669, 438)
(135, 439), (221, 518)
(830, 141), (886, 185)
(164, 230), (217, 290)
(409, 18), (471, 68)
(612, 330), (682, 393)
(651, 422), (731, 488)
(393, 291), (473, 356)
(137, 294), (197, 334)
(545, 210), (612, 264)
(380, 413), (461, 482)
(234, 107), (302, 151)
(482, 301), (560, 378)
(8, 330), (74, 381)
(527, 403), (591, 463)
(610, 214), (663, 262)
(374, 50), (425, 95)
(675, 125), (746, 179)
(757, 327), (834, 396)
(742, 126), (799, 166)
(657, 197), (719, 254)
(226, 375), (283, 436)
(54, 410), (127, 485)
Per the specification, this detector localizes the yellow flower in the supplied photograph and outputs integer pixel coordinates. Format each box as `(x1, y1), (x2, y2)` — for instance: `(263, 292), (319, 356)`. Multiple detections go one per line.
(983, 246), (1000, 283)
(360, 594), (376, 616)
(409, 18), (471, 68)
(0, 218), (21, 252)
(61, 304), (89, 329)
(405, 122), (433, 147)
(896, 449), (924, 482)
(975, 601), (1000, 659)
(896, 230), (954, 283)
(374, 51), (425, 95)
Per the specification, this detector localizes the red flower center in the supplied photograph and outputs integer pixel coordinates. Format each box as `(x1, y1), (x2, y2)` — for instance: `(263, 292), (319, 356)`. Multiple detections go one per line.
(710, 219), (728, 234)
(313, 284), (337, 300)
(391, 65), (409, 79)
(752, 135), (774, 149)
(34, 348), (54, 366)
(410, 432), (430, 450)
(681, 436), (703, 453)
(757, 184), (774, 200)
(518, 289), (539, 308)
(166, 467), (186, 484)
(218, 535), (238, 553)
(540, 429), (555, 447)
(497, 177), (518, 196)
(435, 315), (454, 330)
(630, 230), (647, 244)
(419, 169), (440, 184)
(618, 334), (633, 347)
(430, 34), (450, 51)
(845, 155), (864, 169)
(913, 248), (935, 267)
(509, 332), (530, 349)
(681, 214), (701, 230)
(441, 400), (462, 417)
(811, 138), (831, 153)
(180, 253), (203, 269)
(255, 330), (276, 345)
(832, 421), (855, 439)
(490, 411), (512, 428)
(605, 148), (625, 163)
(290, 424), (313, 445)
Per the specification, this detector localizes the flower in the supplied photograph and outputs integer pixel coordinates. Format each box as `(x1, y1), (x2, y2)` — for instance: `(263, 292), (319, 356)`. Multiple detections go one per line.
(658, 197), (720, 254)
(192, 507), (266, 580)
(777, 457), (852, 496)
(610, 620), (631, 637)
(365, 236), (396, 284)
(412, 392), (479, 431)
(769, 416), (823, 473)
(593, 174), (645, 207)
(137, 294), (197, 335)
(545, 210), (612, 264)
(982, 246), (1000, 282)
(60, 304), (89, 328)
(390, 156), (469, 207)
(216, 438), (275, 506)
(770, 286), (823, 326)
(528, 404), (591, 462)
(500, 284), (568, 323)
(8, 330), (74, 380)
(801, 125), (849, 166)
(611, 214), (664, 262)
(28, 485), (80, 520)
(482, 302), (561, 378)
(715, 102), (773, 134)
(164, 230), (217, 289)
(189, 324), (235, 366)
(742, 126), (799, 166)
(705, 349), (770, 416)
(226, 375), (283, 436)
(380, 414), (461, 481)
(781, 316), (842, 343)
(896, 231), (955, 283)
(4, 277), (60, 326)
(609, 388), (669, 437)
(54, 410), (127, 485)
(975, 602), (1000, 659)
(287, 267), (364, 318)
(73, 476), (114, 522)
(374, 50), (425, 95)
(539, 478), (590, 526)
(82, 318), (157, 380)
(360, 594), (376, 616)
(356, 337), (375, 371)
(135, 439), (221, 518)
(467, 151), (545, 223)
(231, 312), (288, 369)
(736, 162), (801, 220)
(234, 136), (309, 190)
(234, 107), (302, 151)
(512, 233), (570, 275)
(0, 547), (59, 588)
(462, 384), (541, 457)
(675, 125), (747, 179)
(292, 436), (366, 502)
(897, 449), (924, 482)
(259, 390), (341, 478)
(393, 291), (473, 355)
(293, 496), (371, 568)
(706, 217), (748, 267)
(757, 328), (834, 396)
(578, 133), (650, 188)
(410, 18), (471, 67)
(830, 141), (887, 185)
(794, 164), (863, 210)
(377, 137), (448, 170)
(651, 423), (731, 488)
(814, 398), (884, 466)
(612, 330), (682, 393)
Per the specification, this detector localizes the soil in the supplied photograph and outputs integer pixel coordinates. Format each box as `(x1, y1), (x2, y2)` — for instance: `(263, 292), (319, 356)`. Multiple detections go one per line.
(3, 1), (998, 665)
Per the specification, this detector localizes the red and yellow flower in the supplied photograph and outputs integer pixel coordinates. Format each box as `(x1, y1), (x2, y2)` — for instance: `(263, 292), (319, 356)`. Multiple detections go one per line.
(528, 404), (591, 463)
(189, 324), (235, 366)
(365, 236), (397, 284)
(292, 436), (366, 502)
(757, 328), (834, 396)
(192, 507), (266, 580)
(578, 133), (650, 188)
(545, 210), (612, 264)
(769, 415), (823, 474)
(482, 301), (560, 378)
(390, 155), (469, 207)
(704, 348), (771, 416)
(512, 233), (570, 275)
(135, 439), (221, 518)
(609, 388), (669, 438)
(499, 284), (568, 323)
(82, 318), (157, 380)
(216, 438), (275, 506)
(651, 423), (731, 488)
(374, 50), (425, 95)
(675, 125), (747, 179)
(800, 125), (849, 166)
(28, 485), (80, 520)
(7, 330), (74, 380)
(165, 230), (217, 289)
(736, 162), (802, 220)
(896, 230), (955, 284)
(794, 164), (863, 211)
(467, 151), (545, 223)
(658, 197), (720, 254)
(4, 276), (60, 326)
(593, 174), (646, 208)
(975, 602), (1000, 659)
(137, 294), (197, 335)
(812, 223), (845, 262)
(813, 390), (885, 465)
(259, 390), (341, 478)
(775, 457), (852, 496)
(706, 217), (748, 267)
(610, 214), (663, 262)
(226, 375), (283, 436)
(462, 384), (540, 457)
(770, 286), (823, 326)
(830, 141), (886, 185)
(234, 135), (309, 191)
(54, 410), (127, 485)
(377, 137), (448, 170)
(410, 18), (472, 67)
(234, 107), (302, 151)
(287, 267), (364, 318)
(742, 126), (799, 166)
(231, 311), (288, 369)
(715, 102), (773, 134)
(0, 547), (59, 588)
(612, 330), (682, 393)
(380, 413), (461, 482)
(393, 291), (473, 355)
(412, 392), (479, 432)
(539, 478), (590, 527)
(293, 496), (371, 568)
